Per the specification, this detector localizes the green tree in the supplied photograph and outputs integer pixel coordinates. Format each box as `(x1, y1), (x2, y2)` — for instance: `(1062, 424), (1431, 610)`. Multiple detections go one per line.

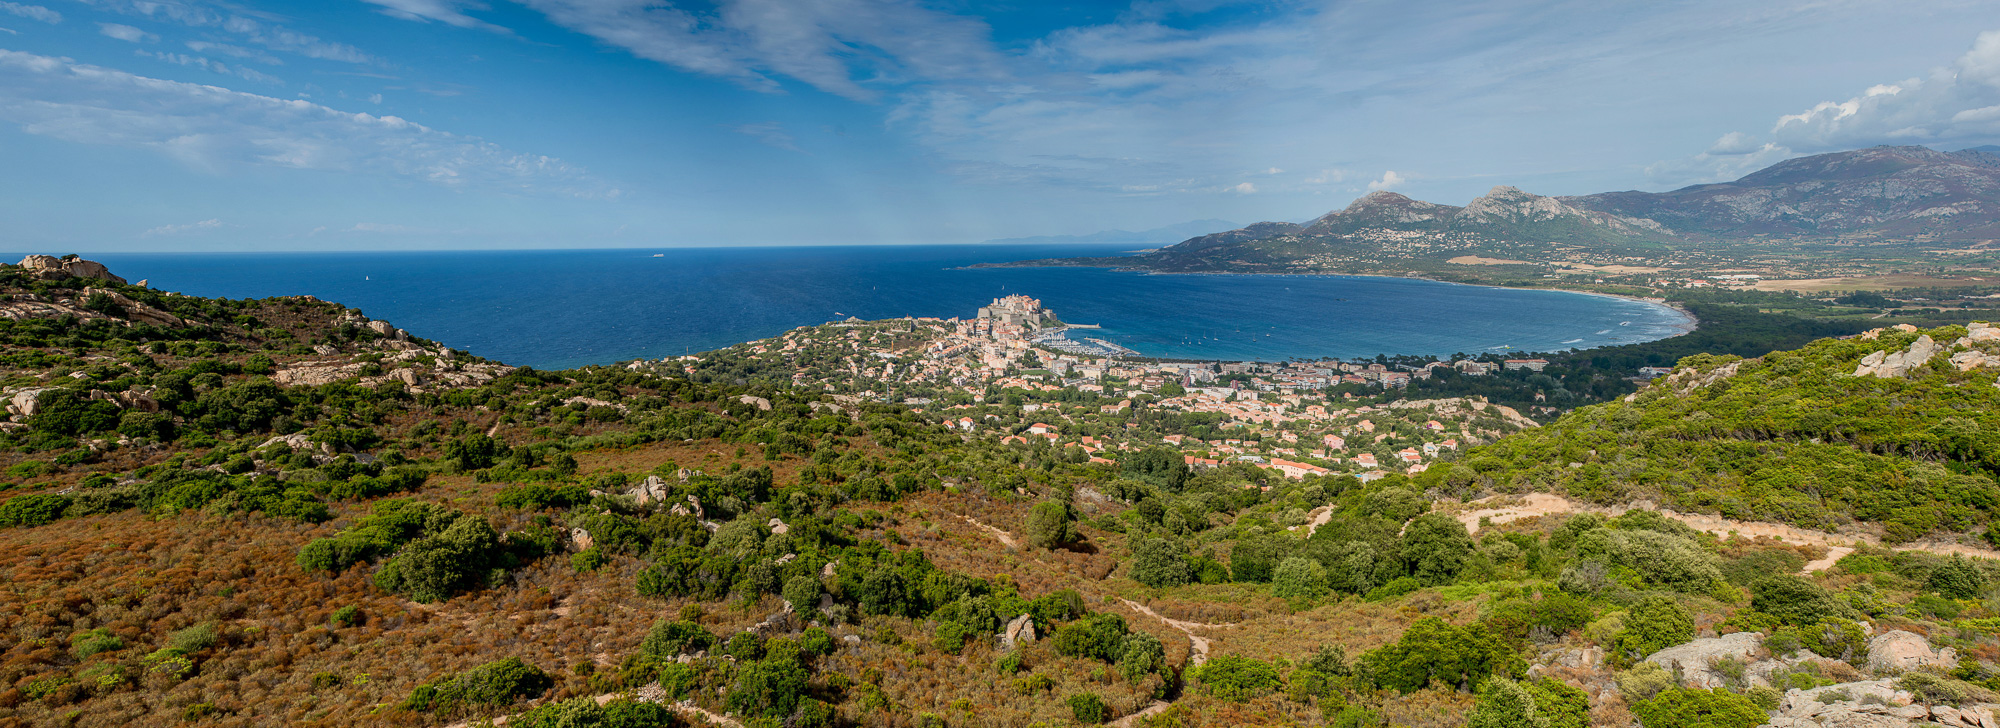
(1400, 513), (1475, 585)
(1129, 537), (1191, 588)
(1068, 692), (1110, 723)
(1118, 632), (1166, 680)
(1025, 500), (1081, 549)
(1273, 557), (1330, 599)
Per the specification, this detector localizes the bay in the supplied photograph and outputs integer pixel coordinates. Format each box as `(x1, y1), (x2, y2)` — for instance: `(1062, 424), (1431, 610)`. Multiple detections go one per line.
(65, 246), (1692, 370)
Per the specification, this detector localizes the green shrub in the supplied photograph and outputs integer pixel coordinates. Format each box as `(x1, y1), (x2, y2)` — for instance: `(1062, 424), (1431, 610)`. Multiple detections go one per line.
(1118, 631), (1166, 680)
(1928, 555), (1988, 600)
(71, 628), (125, 659)
(1067, 692), (1110, 723)
(330, 605), (364, 627)
(509, 697), (682, 727)
(1053, 613), (1129, 662)
(1365, 576), (1422, 602)
(401, 657), (553, 713)
(1129, 537), (1191, 588)
(1359, 616), (1523, 693)
(570, 547), (608, 573)
(1611, 596), (1693, 667)
(640, 619), (715, 659)
(1751, 574), (1846, 625)
(1025, 500), (1081, 549)
(1798, 619), (1868, 663)
(1912, 593), (1962, 620)
(0, 492), (70, 527)
(168, 623), (218, 653)
(1615, 662), (1675, 703)
(1745, 685), (1781, 710)
(1273, 557), (1330, 599)
(1629, 687), (1765, 728)
(1194, 654), (1281, 702)
(783, 574), (823, 613)
(1469, 676), (1587, 728)
(1400, 513), (1475, 585)
(1897, 672), (1996, 706)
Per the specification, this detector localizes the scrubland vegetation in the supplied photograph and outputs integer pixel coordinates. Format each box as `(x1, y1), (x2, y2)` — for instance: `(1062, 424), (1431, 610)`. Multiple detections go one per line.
(5, 261), (2000, 728)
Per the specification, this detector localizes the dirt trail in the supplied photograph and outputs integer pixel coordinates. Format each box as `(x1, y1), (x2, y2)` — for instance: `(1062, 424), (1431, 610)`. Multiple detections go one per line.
(443, 686), (741, 728)
(1112, 599), (1237, 728)
(1452, 493), (2000, 572)
(1293, 504), (1336, 537)
(959, 515), (1018, 548)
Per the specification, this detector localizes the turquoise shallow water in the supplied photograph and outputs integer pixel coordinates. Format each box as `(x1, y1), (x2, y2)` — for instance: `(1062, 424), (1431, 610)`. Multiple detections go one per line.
(64, 246), (1691, 370)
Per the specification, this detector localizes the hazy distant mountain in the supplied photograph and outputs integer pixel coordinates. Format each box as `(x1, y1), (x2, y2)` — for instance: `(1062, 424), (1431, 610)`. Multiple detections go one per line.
(994, 145), (2000, 273)
(981, 219), (1239, 246)
(1566, 145), (2000, 241)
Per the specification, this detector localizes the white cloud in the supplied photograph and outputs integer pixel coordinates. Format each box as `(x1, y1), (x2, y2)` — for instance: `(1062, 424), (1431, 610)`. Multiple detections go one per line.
(183, 41), (280, 65)
(368, 93), (382, 104)
(141, 218), (222, 237)
(513, 0), (1006, 101)
(1762, 30), (2000, 150)
(76, 0), (372, 63)
(0, 2), (58, 24)
(0, 49), (615, 197)
(98, 22), (153, 42)
(138, 50), (282, 84)
(360, 0), (509, 33)
(1231, 181), (1256, 194)
(1304, 169), (1346, 184)
(731, 121), (800, 152)
(1366, 170), (1405, 191)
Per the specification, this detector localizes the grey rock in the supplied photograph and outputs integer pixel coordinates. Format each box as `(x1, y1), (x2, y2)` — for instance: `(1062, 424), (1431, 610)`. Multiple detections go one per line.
(1644, 631), (1760, 689)
(1866, 630), (1957, 673)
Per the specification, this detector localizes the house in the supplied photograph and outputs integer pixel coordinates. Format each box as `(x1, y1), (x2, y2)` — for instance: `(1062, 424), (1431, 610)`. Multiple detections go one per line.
(1638, 366), (1674, 377)
(1270, 458), (1331, 479)
(1163, 434), (1186, 445)
(1503, 359), (1550, 372)
(1183, 456), (1221, 469)
(1455, 360), (1497, 375)
(1406, 463), (1428, 475)
(1353, 453), (1379, 468)
(1397, 448), (1422, 463)
(1423, 420), (1444, 431)
(1027, 423), (1055, 434)
(1322, 434), (1345, 450)
(955, 417), (975, 431)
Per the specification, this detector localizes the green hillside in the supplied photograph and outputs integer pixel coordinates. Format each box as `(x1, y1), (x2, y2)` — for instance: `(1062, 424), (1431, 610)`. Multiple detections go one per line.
(1454, 324), (2000, 542)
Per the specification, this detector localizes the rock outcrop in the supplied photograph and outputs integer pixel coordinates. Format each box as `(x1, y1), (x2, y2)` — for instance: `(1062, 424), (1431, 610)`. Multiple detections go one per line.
(16, 255), (127, 284)
(1002, 614), (1037, 649)
(1866, 630), (1958, 673)
(1644, 632), (1761, 689)
(1856, 336), (1944, 378)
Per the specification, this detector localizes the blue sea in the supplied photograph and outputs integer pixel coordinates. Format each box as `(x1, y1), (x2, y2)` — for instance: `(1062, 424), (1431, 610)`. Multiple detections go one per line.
(68, 246), (1692, 370)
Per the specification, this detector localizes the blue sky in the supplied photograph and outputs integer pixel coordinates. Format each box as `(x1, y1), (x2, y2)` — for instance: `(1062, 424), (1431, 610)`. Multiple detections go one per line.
(2, 0), (1999, 251)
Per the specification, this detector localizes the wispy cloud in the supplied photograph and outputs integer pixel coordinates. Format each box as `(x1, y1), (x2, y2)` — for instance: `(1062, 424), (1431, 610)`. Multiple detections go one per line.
(731, 121), (800, 152)
(0, 2), (57, 24)
(138, 49), (282, 84)
(141, 218), (222, 237)
(0, 49), (616, 197)
(97, 22), (153, 42)
(360, 0), (509, 34)
(509, 0), (1006, 101)
(74, 0), (373, 63)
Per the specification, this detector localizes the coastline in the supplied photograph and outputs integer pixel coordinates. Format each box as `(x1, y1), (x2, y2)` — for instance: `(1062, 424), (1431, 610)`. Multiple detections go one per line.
(966, 261), (1701, 360)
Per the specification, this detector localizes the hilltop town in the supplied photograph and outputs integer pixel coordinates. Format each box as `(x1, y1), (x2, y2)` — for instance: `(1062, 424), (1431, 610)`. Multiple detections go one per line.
(657, 295), (1545, 487)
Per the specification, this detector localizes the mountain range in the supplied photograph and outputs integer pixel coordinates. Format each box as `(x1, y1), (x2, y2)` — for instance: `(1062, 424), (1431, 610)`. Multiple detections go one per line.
(981, 219), (1240, 246)
(1002, 145), (2000, 273)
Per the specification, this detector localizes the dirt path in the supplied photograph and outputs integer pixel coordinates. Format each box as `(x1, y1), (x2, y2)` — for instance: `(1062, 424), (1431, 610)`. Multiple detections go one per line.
(1452, 493), (2000, 572)
(1112, 599), (1237, 728)
(1293, 504), (1336, 537)
(959, 515), (1018, 548)
(443, 686), (741, 728)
